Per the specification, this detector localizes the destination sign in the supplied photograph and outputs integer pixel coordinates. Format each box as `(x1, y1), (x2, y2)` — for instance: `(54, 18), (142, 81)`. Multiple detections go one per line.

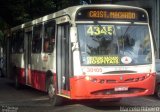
(88, 11), (136, 20)
(87, 56), (120, 65)
(76, 8), (147, 22)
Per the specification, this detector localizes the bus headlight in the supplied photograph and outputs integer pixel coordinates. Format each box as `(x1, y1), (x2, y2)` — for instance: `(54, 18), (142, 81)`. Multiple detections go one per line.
(146, 73), (150, 77)
(85, 76), (91, 81)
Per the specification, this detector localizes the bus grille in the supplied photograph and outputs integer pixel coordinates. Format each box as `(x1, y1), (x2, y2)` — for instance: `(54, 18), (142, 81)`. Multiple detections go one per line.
(91, 88), (145, 95)
(90, 75), (147, 84)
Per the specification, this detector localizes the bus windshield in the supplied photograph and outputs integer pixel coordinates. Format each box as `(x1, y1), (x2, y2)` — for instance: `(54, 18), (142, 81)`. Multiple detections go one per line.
(77, 24), (152, 66)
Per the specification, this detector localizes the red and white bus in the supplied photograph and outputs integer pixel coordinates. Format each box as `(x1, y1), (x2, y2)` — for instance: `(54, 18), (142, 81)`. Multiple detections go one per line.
(7, 4), (156, 105)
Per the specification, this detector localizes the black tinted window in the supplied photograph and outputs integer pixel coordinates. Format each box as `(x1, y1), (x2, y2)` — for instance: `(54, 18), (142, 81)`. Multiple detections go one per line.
(32, 24), (43, 53)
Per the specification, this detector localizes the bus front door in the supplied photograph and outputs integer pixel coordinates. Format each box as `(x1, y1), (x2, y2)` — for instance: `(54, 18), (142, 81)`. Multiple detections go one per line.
(56, 23), (71, 96)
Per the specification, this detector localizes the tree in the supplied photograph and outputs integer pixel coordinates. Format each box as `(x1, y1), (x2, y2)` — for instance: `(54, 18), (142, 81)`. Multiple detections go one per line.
(0, 18), (9, 48)
(26, 0), (56, 20)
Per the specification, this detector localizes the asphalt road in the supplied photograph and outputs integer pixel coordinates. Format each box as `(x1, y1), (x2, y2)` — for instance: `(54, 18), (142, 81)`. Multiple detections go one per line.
(0, 77), (160, 112)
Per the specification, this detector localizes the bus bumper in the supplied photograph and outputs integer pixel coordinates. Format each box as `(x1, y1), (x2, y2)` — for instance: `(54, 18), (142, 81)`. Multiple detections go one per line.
(69, 73), (156, 99)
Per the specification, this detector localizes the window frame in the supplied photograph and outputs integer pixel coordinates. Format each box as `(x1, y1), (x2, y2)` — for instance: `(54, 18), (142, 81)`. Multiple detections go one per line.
(11, 30), (24, 54)
(32, 23), (43, 53)
(43, 20), (56, 53)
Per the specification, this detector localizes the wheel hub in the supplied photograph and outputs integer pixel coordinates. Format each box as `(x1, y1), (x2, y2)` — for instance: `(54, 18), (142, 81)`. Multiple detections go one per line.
(48, 84), (55, 98)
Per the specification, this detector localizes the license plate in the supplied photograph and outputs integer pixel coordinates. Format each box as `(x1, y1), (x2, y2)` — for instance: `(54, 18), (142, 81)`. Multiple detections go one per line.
(114, 86), (128, 91)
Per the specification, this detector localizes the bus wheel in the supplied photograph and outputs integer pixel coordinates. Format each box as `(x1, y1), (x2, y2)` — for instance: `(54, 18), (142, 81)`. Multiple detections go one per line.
(14, 68), (21, 89)
(48, 83), (63, 106)
(0, 68), (4, 77)
(157, 85), (160, 99)
(14, 74), (21, 89)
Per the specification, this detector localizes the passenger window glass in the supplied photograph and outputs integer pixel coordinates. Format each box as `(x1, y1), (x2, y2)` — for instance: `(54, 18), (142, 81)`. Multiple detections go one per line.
(11, 30), (24, 53)
(43, 20), (55, 53)
(18, 31), (24, 53)
(11, 32), (16, 53)
(32, 24), (42, 53)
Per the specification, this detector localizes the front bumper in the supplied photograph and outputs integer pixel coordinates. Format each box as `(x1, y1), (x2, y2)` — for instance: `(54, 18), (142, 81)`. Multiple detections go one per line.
(69, 73), (156, 99)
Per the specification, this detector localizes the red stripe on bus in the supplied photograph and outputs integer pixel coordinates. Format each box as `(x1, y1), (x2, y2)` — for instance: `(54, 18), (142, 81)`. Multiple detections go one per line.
(16, 67), (46, 91)
(31, 70), (46, 91)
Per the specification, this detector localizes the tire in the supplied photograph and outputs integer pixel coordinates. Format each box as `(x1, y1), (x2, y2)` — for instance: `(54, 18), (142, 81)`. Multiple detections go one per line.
(46, 73), (63, 106)
(157, 85), (160, 99)
(111, 98), (121, 102)
(46, 72), (63, 106)
(0, 69), (2, 77)
(14, 74), (21, 89)
(13, 68), (21, 89)
(48, 83), (63, 106)
(0, 68), (4, 77)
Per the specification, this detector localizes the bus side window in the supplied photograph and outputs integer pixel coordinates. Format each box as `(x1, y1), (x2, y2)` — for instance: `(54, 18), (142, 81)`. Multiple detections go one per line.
(11, 32), (16, 53)
(44, 39), (49, 52)
(11, 30), (24, 53)
(43, 20), (55, 53)
(32, 24), (43, 53)
(18, 30), (24, 53)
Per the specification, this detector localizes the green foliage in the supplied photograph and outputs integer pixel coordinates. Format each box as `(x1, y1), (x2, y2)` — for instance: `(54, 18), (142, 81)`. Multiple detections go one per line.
(1, 0), (58, 26)
(27, 0), (56, 19)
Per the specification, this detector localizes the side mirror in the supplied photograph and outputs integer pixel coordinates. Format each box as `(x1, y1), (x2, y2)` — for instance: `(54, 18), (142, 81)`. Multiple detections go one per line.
(70, 27), (77, 43)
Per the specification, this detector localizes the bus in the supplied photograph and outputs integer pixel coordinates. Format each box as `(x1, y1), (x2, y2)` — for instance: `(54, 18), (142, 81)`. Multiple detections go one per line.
(6, 4), (156, 105)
